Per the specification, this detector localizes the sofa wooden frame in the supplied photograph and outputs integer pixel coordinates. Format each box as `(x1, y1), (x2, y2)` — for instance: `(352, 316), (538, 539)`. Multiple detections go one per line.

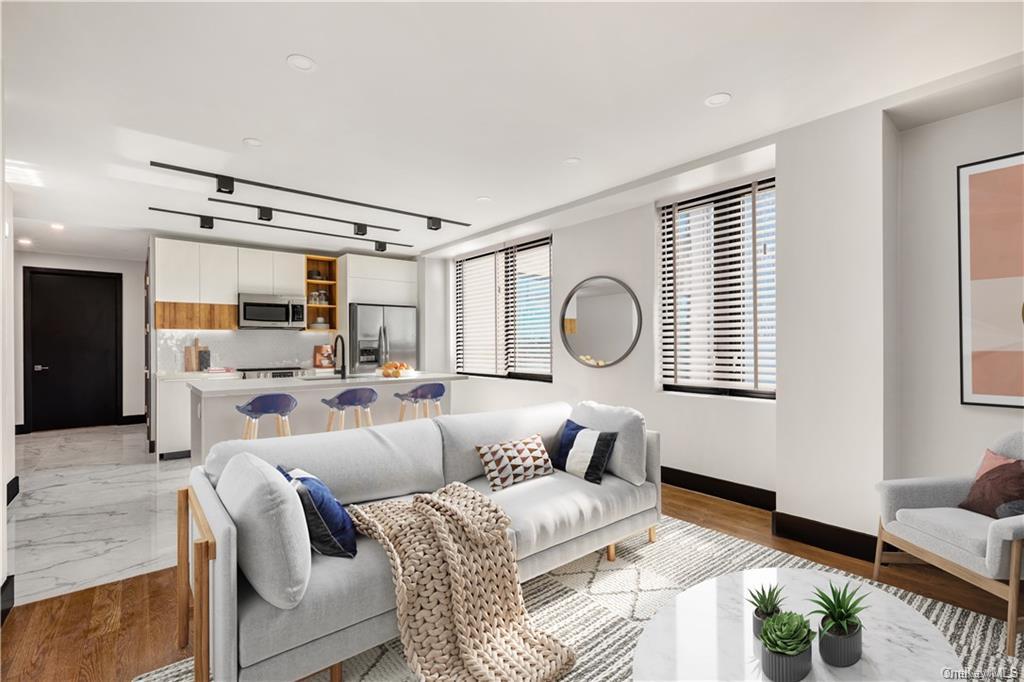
(873, 519), (1023, 656)
(176, 487), (344, 682)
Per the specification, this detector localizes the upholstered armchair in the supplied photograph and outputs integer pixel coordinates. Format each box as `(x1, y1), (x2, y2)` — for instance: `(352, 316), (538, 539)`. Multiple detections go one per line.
(875, 431), (1024, 656)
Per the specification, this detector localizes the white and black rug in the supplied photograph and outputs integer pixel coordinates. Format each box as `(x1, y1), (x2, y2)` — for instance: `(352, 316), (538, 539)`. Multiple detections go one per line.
(137, 517), (1022, 681)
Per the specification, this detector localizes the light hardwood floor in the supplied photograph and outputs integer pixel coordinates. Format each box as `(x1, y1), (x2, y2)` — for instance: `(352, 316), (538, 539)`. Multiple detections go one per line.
(1, 485), (1004, 681)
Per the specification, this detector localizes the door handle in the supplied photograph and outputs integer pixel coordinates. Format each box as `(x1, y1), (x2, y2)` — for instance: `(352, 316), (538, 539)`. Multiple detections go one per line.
(33, 364), (49, 372)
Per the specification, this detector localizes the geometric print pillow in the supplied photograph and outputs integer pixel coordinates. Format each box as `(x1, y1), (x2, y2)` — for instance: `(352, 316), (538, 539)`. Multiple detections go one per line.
(475, 433), (554, 491)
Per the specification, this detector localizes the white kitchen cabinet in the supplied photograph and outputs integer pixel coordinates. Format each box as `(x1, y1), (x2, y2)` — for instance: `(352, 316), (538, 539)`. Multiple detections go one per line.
(198, 243), (238, 304)
(339, 254), (417, 306)
(346, 277), (418, 305)
(345, 254), (417, 283)
(237, 248), (274, 294)
(154, 238), (200, 302)
(156, 378), (192, 455)
(272, 252), (306, 296)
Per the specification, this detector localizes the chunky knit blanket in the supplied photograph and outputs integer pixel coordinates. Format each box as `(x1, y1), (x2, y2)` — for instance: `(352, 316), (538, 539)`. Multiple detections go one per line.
(349, 482), (576, 681)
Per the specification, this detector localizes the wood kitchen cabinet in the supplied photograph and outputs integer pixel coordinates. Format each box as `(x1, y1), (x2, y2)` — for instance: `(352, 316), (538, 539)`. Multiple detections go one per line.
(154, 238), (200, 302)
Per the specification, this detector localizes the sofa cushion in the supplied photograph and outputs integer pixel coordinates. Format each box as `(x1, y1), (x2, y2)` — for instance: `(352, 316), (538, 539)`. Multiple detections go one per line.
(216, 453), (311, 610)
(894, 506), (991, 557)
(466, 470), (657, 558)
(569, 401), (646, 485)
(205, 419), (444, 504)
(237, 538), (396, 667)
(436, 402), (571, 483)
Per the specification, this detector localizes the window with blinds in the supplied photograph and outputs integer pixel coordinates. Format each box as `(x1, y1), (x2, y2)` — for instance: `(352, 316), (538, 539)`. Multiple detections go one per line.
(659, 177), (776, 398)
(455, 237), (552, 380)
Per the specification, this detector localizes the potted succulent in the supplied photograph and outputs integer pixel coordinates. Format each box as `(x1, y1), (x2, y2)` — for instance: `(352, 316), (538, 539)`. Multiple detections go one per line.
(746, 584), (785, 638)
(758, 611), (815, 682)
(809, 581), (869, 667)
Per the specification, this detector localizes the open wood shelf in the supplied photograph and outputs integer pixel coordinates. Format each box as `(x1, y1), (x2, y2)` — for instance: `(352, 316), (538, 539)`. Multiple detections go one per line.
(304, 255), (339, 331)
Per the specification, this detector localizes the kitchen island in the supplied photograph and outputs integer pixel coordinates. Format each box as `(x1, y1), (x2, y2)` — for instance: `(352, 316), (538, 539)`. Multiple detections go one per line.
(187, 372), (466, 463)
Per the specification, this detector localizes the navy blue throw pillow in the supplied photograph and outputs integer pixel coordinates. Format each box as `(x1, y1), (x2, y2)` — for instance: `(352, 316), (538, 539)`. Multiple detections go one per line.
(278, 466), (357, 558)
(555, 419), (587, 470)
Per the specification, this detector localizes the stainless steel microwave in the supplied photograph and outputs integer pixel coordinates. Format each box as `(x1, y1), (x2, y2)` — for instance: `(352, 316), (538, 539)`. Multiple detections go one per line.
(238, 294), (306, 329)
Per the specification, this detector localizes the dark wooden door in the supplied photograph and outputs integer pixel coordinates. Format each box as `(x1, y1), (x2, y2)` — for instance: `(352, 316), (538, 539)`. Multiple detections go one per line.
(25, 268), (122, 431)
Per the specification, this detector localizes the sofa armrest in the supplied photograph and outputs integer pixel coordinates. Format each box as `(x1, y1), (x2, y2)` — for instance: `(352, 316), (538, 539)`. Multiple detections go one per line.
(646, 430), (662, 513)
(989, 515), (1024, 543)
(876, 476), (973, 525)
(189, 467), (239, 682)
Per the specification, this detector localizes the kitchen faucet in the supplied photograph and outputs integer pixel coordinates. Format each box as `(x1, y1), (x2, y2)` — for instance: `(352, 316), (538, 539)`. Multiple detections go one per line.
(333, 334), (347, 378)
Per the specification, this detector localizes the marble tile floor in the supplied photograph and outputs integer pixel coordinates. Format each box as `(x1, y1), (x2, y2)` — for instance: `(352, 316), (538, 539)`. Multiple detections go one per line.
(8, 424), (190, 604)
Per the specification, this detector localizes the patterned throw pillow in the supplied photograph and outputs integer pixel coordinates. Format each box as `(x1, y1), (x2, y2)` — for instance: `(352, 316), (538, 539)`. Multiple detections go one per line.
(556, 420), (617, 485)
(960, 460), (1024, 519)
(476, 434), (554, 491)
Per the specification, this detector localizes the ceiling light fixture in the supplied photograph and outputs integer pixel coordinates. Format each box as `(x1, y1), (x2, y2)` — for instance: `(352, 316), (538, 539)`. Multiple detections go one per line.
(704, 92), (732, 108)
(209, 197), (401, 233)
(564, 157), (582, 166)
(476, 196), (492, 203)
(200, 216), (214, 230)
(258, 206), (273, 221)
(242, 137), (263, 147)
(374, 241), (387, 252)
(427, 217), (442, 231)
(17, 237), (32, 246)
(216, 175), (234, 194)
(354, 223), (368, 236)
(286, 53), (316, 72)
(50, 223), (65, 231)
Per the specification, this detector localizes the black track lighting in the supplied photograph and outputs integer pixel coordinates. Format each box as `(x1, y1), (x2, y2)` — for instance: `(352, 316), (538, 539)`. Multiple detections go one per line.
(374, 241), (387, 252)
(258, 206), (273, 221)
(427, 217), (442, 231)
(208, 198), (401, 233)
(354, 223), (368, 236)
(216, 175), (235, 194)
(200, 215), (214, 230)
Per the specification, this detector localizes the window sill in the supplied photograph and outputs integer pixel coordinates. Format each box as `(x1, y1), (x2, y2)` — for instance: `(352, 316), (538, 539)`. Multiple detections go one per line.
(457, 372), (553, 384)
(662, 384), (775, 401)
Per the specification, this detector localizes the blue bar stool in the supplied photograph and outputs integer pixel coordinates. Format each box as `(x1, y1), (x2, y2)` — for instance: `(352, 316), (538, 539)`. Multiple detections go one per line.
(321, 387), (378, 431)
(236, 393), (298, 440)
(395, 382), (446, 421)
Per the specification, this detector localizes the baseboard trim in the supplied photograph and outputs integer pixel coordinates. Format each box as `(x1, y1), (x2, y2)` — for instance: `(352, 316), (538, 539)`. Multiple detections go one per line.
(771, 511), (878, 562)
(6, 476), (19, 506)
(159, 450), (190, 461)
(119, 414), (146, 425)
(1, 575), (13, 626)
(14, 424), (27, 435)
(661, 466), (776, 511)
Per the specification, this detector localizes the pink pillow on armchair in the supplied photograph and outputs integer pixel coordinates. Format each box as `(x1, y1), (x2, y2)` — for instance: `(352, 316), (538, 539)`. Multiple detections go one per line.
(977, 449), (1015, 478)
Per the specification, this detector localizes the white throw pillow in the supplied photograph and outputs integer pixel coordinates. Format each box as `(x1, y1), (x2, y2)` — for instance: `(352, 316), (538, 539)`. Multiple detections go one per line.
(216, 452), (311, 609)
(569, 401), (647, 485)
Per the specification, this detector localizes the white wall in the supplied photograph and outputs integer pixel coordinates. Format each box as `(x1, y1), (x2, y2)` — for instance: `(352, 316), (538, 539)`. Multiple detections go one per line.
(14, 252), (146, 424)
(441, 206), (779, 490)
(897, 98), (1024, 477)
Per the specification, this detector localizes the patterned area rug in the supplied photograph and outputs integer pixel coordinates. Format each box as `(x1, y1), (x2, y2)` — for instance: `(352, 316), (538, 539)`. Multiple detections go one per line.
(136, 517), (1022, 681)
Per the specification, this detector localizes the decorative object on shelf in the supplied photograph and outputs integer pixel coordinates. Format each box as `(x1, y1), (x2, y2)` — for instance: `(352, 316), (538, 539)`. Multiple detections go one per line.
(957, 151), (1023, 409)
(308, 269), (325, 280)
(809, 581), (868, 667)
(560, 276), (642, 368)
(183, 336), (210, 372)
(747, 583), (785, 638)
(313, 345), (335, 369)
(759, 611), (815, 682)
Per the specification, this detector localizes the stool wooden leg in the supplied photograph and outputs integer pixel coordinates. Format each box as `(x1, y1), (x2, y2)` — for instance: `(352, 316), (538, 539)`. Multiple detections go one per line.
(648, 526), (656, 543)
(354, 408), (363, 428)
(275, 415), (284, 437)
(398, 401), (407, 421)
(607, 544), (616, 562)
(329, 662), (343, 682)
(338, 409), (346, 431)
(420, 402), (429, 419)
(364, 408), (374, 426)
(432, 401), (443, 417)
(282, 416), (292, 436)
(241, 418), (251, 440)
(326, 409), (336, 432)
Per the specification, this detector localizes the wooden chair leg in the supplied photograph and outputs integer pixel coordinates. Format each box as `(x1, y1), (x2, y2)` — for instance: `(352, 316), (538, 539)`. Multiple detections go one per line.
(329, 662), (343, 682)
(873, 520), (884, 581)
(648, 526), (656, 543)
(275, 415), (284, 437)
(1008, 538), (1022, 656)
(326, 409), (336, 432)
(398, 401), (407, 421)
(354, 408), (362, 428)
(607, 544), (616, 562)
(176, 489), (189, 649)
(363, 407), (374, 426)
(282, 416), (292, 436)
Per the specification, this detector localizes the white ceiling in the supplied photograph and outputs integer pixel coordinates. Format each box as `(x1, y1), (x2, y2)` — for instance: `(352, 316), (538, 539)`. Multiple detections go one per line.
(4, 2), (1022, 261)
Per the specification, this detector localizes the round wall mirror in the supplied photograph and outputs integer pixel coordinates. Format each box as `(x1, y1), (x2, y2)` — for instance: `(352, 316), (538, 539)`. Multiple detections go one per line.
(560, 276), (642, 368)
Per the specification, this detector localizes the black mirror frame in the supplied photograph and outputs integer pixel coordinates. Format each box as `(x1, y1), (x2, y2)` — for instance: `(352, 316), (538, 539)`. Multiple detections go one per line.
(559, 275), (642, 369)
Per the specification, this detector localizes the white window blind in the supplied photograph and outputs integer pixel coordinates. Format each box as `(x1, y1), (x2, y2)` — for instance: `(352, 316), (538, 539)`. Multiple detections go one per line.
(659, 178), (776, 397)
(455, 237), (551, 379)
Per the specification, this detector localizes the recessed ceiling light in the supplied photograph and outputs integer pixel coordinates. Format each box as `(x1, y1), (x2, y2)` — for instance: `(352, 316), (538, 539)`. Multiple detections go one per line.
(17, 238), (32, 246)
(286, 53), (317, 72)
(50, 222), (64, 231)
(704, 92), (732, 108)
(564, 157), (582, 166)
(242, 137), (263, 147)
(476, 196), (492, 203)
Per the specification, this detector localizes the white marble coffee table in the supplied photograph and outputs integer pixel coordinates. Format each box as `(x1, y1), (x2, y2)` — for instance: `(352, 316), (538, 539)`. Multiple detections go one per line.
(632, 567), (960, 681)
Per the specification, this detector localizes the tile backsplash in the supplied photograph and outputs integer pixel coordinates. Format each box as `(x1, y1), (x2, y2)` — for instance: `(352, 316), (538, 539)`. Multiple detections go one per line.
(156, 329), (334, 374)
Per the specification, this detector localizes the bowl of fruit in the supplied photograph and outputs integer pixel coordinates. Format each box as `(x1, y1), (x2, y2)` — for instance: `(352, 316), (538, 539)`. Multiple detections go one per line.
(376, 362), (417, 378)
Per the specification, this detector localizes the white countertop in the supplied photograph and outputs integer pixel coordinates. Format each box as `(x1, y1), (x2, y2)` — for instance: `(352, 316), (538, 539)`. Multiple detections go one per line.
(157, 371), (242, 381)
(187, 372), (466, 397)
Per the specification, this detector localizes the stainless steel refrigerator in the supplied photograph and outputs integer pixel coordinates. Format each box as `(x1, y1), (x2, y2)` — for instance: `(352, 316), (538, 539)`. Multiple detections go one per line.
(349, 303), (418, 374)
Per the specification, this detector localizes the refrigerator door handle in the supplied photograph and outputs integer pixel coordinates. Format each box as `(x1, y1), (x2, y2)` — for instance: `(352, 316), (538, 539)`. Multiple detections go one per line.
(383, 325), (390, 363)
(377, 326), (385, 366)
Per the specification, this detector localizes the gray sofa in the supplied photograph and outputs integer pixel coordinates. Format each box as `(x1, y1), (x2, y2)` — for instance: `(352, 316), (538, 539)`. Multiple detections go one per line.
(186, 402), (661, 681)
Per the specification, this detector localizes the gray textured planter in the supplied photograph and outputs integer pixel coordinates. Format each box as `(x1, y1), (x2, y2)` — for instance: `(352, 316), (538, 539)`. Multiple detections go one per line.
(753, 609), (778, 639)
(818, 620), (862, 667)
(761, 646), (812, 682)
